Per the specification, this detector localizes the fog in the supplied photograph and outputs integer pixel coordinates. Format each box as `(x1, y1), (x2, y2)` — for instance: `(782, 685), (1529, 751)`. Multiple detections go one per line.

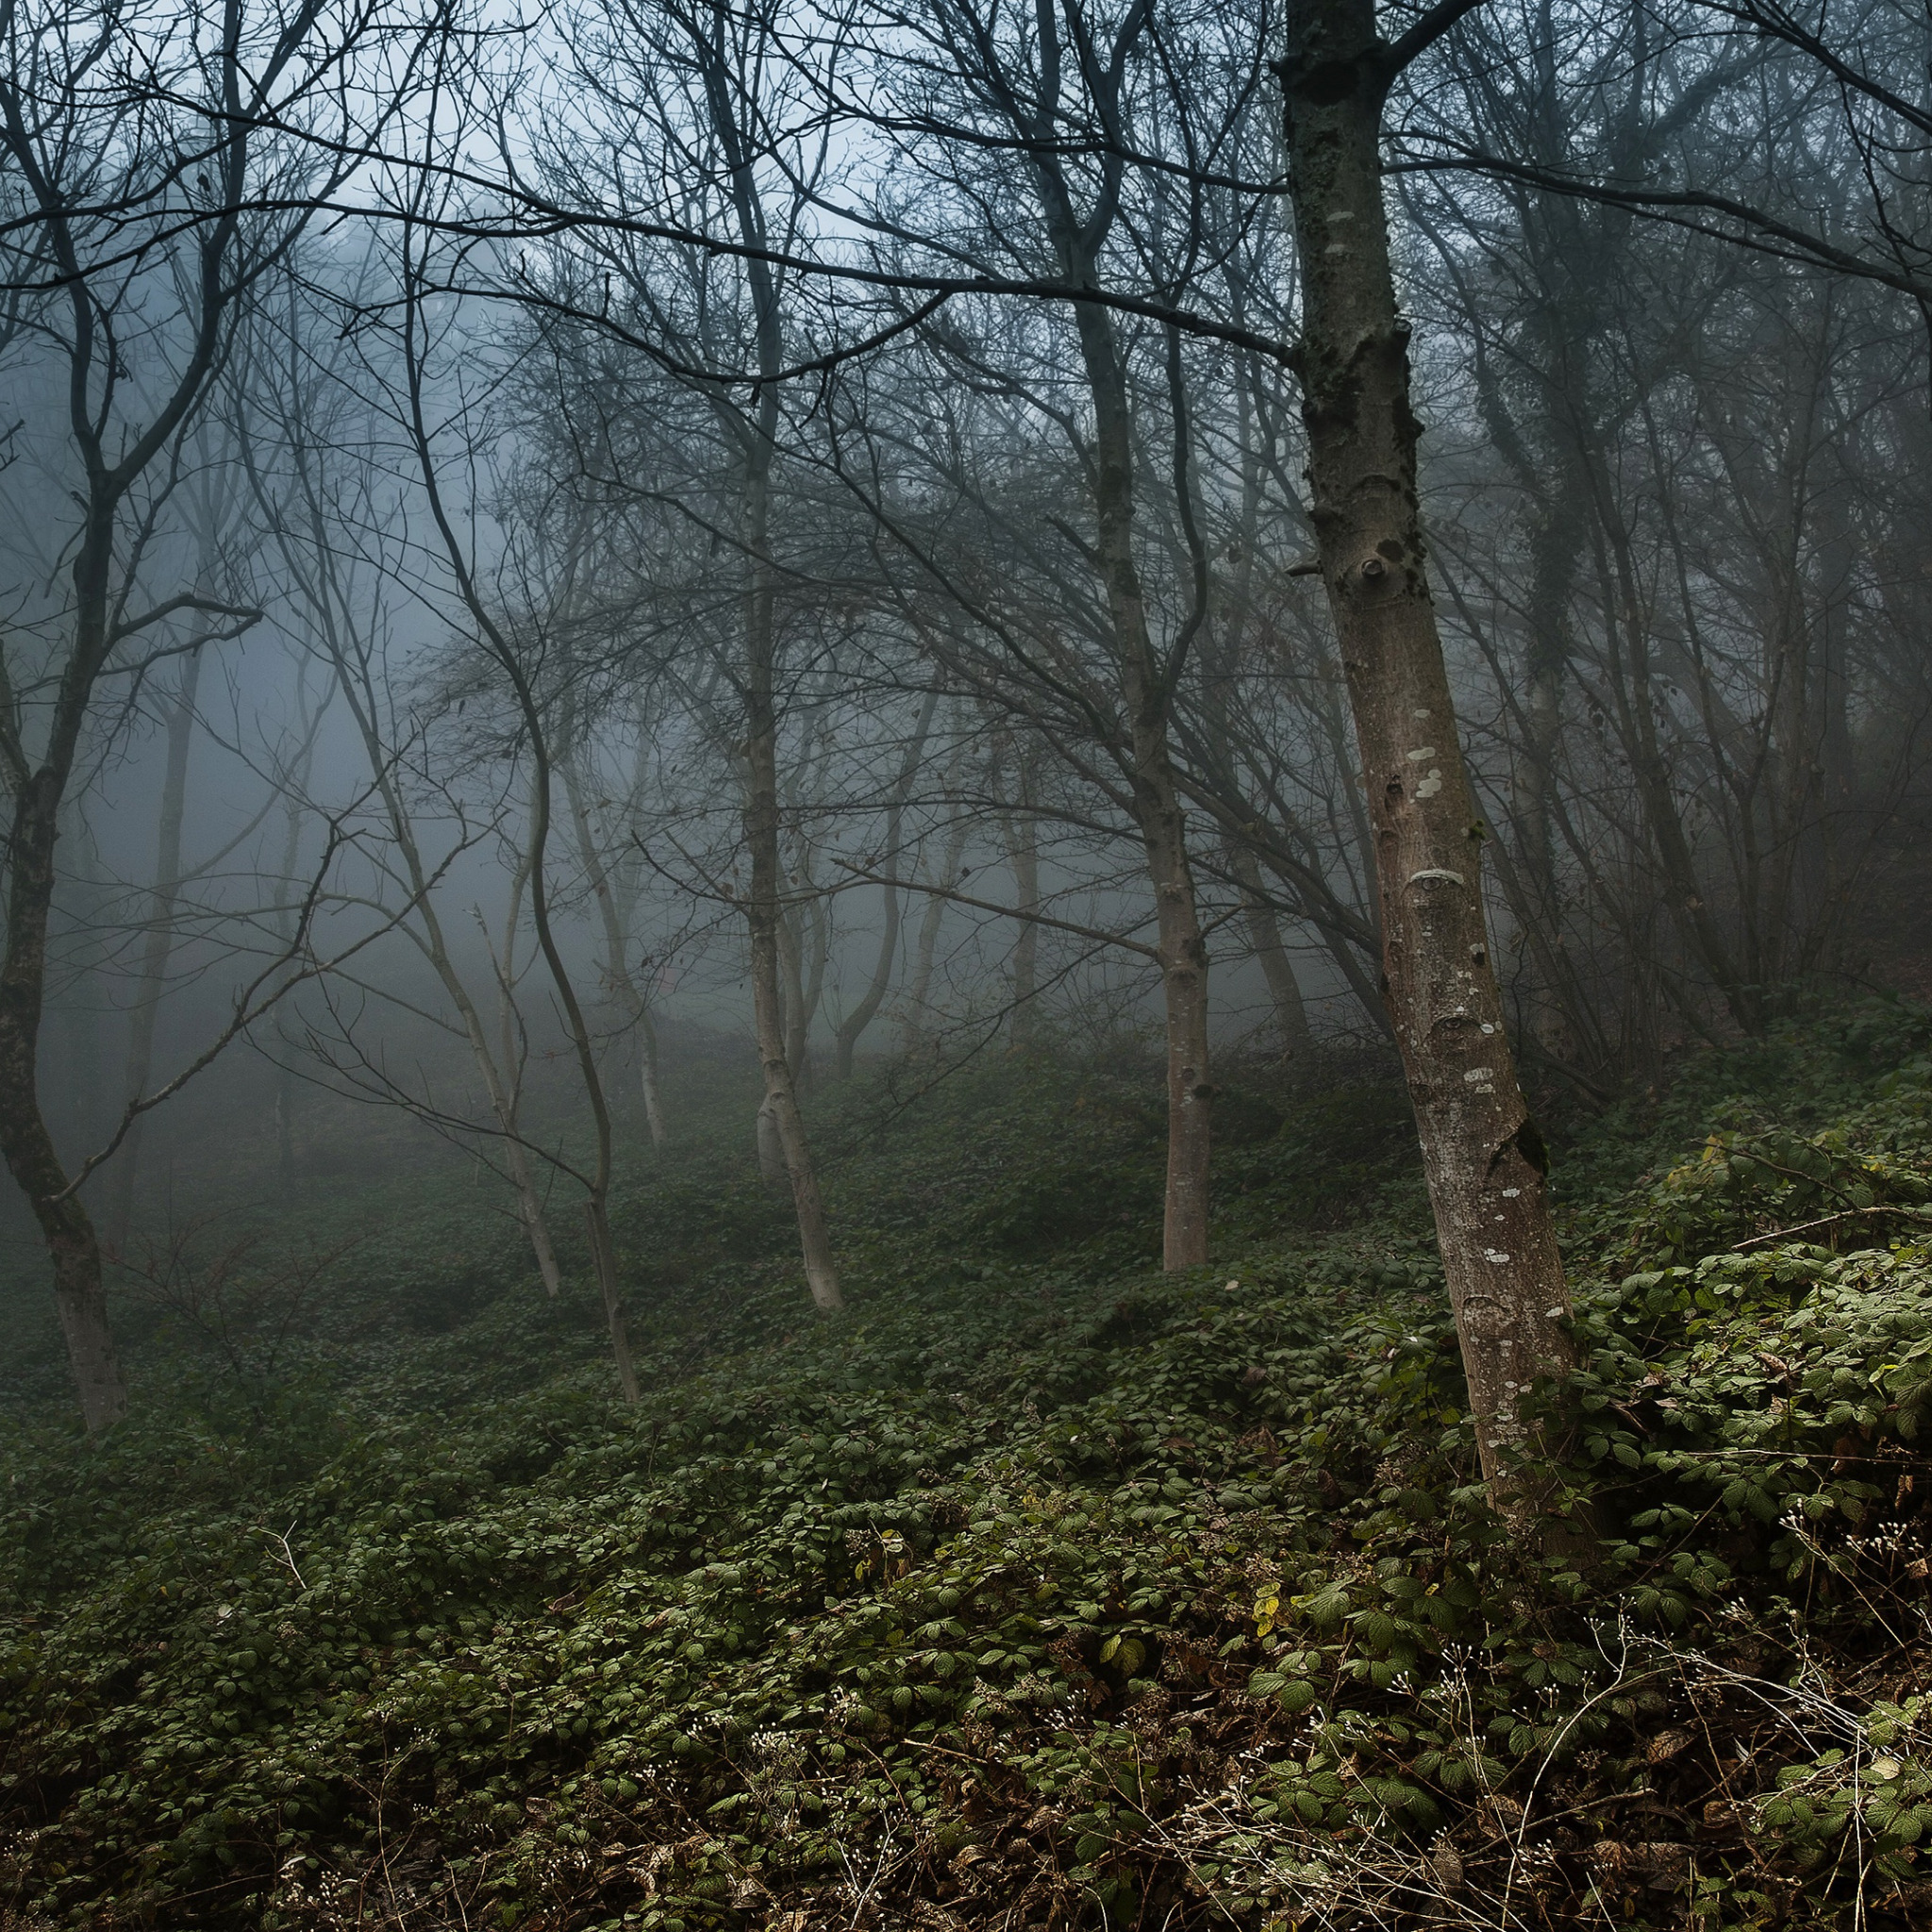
(0, 0), (1927, 1436)
(10, 4), (1932, 1926)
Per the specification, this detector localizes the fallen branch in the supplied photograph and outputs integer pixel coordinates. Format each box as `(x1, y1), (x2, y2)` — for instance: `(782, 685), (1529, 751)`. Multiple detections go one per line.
(1732, 1204), (1932, 1252)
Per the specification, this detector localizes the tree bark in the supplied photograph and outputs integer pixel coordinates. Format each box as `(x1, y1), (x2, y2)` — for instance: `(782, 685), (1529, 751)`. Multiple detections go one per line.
(1280, 0), (1577, 1513)
(636, 999), (668, 1149)
(779, 891), (827, 1101)
(52, 805), (111, 1162)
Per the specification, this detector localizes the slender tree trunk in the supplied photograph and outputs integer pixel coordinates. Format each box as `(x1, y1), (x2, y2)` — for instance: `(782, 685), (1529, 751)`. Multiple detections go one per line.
(355, 719), (565, 1298)
(1280, 0), (1577, 1514)
(7, 789), (123, 1425)
(583, 1198), (639, 1404)
(106, 644), (205, 1248)
(901, 741), (974, 1051)
(747, 714), (842, 1309)
(1588, 489), (1758, 1030)
(896, 726), (974, 1051)
(779, 907), (813, 1098)
(1068, 293), (1215, 1270)
(682, 5), (839, 1308)
(1810, 505), (1857, 951)
(837, 689), (938, 1079)
(1205, 376), (1317, 1083)
(789, 888), (828, 1098)
(835, 874), (904, 1081)
(402, 293), (621, 1347)
(637, 1001), (668, 1147)
(271, 778), (308, 1201)
(419, 682), (626, 1372)
(51, 800), (112, 1163)
(425, 899), (565, 1299)
(1514, 450), (1588, 1065)
(506, 1140), (564, 1299)
(1229, 841), (1316, 1074)
(562, 745), (668, 1146)
(1002, 765), (1041, 1052)
(0, 523), (125, 1432)
(1131, 711), (1215, 1269)
(741, 435), (841, 1310)
(490, 837), (566, 1302)
(755, 1095), (788, 1193)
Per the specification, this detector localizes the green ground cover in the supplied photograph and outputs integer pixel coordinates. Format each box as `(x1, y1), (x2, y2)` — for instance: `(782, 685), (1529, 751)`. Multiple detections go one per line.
(4, 1004), (1932, 1929)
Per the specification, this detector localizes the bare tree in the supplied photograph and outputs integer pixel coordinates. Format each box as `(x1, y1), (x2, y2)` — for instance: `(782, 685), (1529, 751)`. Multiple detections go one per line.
(541, 0), (850, 1311)
(1279, 0), (1578, 1518)
(238, 274), (574, 1304)
(0, 0), (408, 1432)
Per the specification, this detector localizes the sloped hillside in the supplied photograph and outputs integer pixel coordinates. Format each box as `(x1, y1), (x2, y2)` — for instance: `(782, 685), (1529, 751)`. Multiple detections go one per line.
(5, 1008), (1932, 1930)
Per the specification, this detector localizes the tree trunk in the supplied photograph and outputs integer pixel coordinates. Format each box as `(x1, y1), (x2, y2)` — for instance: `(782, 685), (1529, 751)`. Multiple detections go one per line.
(835, 875), (903, 1081)
(1002, 767), (1041, 1052)
(562, 745), (668, 1146)
(584, 1197), (640, 1404)
(1513, 446), (1588, 1066)
(1280, 0), (1577, 1513)
(1132, 714), (1214, 1269)
(794, 889), (830, 1098)
(901, 744), (974, 1051)
(741, 422), (842, 1310)
(747, 718), (843, 1310)
(637, 1000), (668, 1148)
(1587, 481), (1759, 1031)
(837, 689), (938, 1079)
(755, 1095), (789, 1194)
(106, 643), (205, 1248)
(676, 0), (839, 1307)
(1229, 841), (1316, 1075)
(779, 906), (813, 1100)
(490, 841), (566, 1303)
(424, 892), (565, 1298)
(402, 306), (622, 1339)
(316, 607), (570, 1299)
(1067, 291), (1215, 1271)
(0, 526), (125, 1433)
(507, 1139), (565, 1298)
(0, 774), (124, 1433)
(271, 775), (308, 1201)
(52, 801), (112, 1163)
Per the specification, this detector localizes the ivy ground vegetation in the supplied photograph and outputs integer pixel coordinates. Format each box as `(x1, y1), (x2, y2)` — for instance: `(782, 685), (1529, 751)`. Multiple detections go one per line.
(6, 1007), (1932, 1930)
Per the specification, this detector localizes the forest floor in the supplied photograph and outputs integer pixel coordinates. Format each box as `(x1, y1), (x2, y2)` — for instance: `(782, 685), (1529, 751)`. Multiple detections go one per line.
(5, 1002), (1932, 1930)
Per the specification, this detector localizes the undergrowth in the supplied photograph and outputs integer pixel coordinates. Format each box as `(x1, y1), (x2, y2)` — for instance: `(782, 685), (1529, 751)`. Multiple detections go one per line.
(3, 1004), (1932, 1929)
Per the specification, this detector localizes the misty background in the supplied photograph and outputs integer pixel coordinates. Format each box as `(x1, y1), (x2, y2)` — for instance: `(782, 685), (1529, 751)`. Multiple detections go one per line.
(5, 0), (1931, 1406)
